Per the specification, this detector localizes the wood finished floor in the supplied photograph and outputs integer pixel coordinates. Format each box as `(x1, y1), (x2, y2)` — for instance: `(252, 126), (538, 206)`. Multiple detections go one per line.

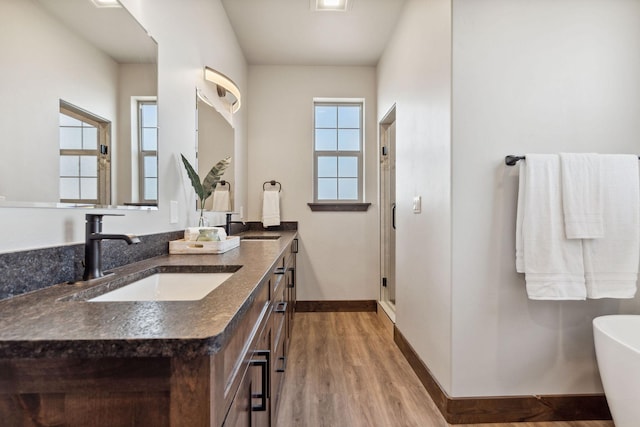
(275, 312), (614, 427)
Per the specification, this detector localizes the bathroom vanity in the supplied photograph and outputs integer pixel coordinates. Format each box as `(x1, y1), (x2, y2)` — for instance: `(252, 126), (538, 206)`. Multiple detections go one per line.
(0, 232), (297, 427)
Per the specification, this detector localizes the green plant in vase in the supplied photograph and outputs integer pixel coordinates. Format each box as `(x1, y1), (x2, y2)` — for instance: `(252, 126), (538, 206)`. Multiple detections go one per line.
(180, 154), (231, 227)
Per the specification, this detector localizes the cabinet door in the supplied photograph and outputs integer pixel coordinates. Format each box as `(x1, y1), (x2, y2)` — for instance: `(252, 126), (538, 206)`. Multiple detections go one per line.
(223, 368), (251, 427)
(270, 299), (287, 422)
(224, 350), (271, 427)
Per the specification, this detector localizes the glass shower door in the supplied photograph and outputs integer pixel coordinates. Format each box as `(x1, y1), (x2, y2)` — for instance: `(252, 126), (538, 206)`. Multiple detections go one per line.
(380, 111), (396, 318)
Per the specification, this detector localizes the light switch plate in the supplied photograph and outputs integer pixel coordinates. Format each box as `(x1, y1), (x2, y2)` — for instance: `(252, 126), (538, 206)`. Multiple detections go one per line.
(170, 200), (179, 223)
(412, 196), (421, 213)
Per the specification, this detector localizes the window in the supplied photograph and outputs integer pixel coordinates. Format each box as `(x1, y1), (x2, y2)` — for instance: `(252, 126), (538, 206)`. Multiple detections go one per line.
(59, 101), (110, 205)
(313, 100), (364, 206)
(138, 101), (158, 202)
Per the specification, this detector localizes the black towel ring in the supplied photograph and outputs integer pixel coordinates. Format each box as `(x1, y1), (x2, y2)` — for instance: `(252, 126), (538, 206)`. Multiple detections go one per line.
(216, 180), (231, 191)
(263, 180), (282, 192)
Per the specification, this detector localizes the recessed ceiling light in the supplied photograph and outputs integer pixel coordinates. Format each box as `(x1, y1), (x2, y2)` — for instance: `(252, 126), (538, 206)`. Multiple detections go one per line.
(91, 0), (122, 8)
(312, 0), (351, 12)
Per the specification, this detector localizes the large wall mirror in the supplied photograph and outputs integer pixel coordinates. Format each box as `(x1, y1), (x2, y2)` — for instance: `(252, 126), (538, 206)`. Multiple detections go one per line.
(0, 0), (158, 209)
(196, 91), (234, 212)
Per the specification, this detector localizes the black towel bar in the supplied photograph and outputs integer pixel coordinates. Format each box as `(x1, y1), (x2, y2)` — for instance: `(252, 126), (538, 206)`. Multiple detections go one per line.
(505, 154), (640, 166)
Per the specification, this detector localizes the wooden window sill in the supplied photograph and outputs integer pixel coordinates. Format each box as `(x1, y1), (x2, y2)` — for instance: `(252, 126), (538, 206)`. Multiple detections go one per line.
(307, 203), (371, 212)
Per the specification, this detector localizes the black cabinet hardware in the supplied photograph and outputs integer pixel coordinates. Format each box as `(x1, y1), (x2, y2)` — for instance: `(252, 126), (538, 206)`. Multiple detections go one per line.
(274, 301), (287, 314)
(276, 356), (287, 373)
(250, 350), (270, 411)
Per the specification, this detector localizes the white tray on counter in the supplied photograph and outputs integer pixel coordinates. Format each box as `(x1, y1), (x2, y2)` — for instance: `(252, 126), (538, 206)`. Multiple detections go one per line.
(169, 236), (240, 254)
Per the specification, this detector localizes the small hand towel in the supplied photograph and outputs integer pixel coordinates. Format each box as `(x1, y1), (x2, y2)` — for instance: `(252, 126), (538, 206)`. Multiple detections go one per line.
(584, 155), (640, 299)
(212, 226), (227, 241)
(520, 154), (586, 300)
(211, 188), (231, 212)
(184, 227), (200, 241)
(560, 153), (604, 239)
(262, 190), (280, 227)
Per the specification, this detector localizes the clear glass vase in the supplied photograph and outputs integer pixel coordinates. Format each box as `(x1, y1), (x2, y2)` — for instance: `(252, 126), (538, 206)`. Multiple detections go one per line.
(197, 210), (208, 227)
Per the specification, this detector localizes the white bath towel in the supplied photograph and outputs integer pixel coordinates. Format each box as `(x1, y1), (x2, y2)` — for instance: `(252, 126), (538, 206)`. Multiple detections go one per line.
(262, 190), (280, 227)
(518, 154), (587, 300)
(560, 153), (603, 239)
(516, 161), (526, 273)
(584, 155), (639, 299)
(211, 188), (231, 212)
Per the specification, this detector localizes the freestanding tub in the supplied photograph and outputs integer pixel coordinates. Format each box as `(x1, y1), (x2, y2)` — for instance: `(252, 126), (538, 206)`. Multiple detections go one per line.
(593, 315), (640, 427)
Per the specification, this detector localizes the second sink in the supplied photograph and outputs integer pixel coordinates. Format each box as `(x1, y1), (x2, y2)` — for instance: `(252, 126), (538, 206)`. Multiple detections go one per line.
(241, 235), (281, 240)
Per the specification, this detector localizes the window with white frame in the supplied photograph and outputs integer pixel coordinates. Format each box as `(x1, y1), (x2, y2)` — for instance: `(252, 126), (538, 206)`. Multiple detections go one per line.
(313, 100), (363, 203)
(59, 101), (110, 205)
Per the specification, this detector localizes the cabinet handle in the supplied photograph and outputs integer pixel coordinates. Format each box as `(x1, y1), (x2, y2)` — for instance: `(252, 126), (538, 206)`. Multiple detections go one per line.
(276, 356), (287, 373)
(274, 267), (286, 275)
(392, 203), (396, 230)
(250, 349), (270, 411)
(274, 301), (287, 314)
(287, 267), (295, 288)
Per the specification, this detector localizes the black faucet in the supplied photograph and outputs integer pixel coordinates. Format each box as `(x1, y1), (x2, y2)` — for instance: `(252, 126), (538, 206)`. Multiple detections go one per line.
(83, 214), (141, 280)
(225, 212), (244, 236)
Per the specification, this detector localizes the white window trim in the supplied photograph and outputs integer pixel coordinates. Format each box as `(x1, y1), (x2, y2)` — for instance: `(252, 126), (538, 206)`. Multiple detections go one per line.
(131, 96), (157, 203)
(311, 97), (367, 206)
(59, 100), (111, 205)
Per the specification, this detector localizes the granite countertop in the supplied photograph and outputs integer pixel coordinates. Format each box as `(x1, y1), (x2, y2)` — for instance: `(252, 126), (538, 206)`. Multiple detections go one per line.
(0, 230), (297, 359)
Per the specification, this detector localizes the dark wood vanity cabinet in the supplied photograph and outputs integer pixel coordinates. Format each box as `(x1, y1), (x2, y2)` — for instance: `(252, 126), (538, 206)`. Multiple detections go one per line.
(222, 238), (297, 427)
(269, 239), (297, 420)
(0, 236), (298, 427)
(286, 239), (297, 342)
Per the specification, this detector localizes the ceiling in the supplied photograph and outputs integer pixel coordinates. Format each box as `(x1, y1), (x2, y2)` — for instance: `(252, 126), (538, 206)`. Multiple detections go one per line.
(36, 0), (157, 63)
(221, 0), (407, 66)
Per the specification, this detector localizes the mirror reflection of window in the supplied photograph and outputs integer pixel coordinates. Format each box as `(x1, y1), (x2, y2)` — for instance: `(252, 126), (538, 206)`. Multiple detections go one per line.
(138, 100), (158, 202)
(58, 101), (111, 205)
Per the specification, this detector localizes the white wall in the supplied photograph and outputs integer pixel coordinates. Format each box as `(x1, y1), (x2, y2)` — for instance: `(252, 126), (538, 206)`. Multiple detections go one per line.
(0, 0), (247, 253)
(451, 0), (640, 396)
(247, 66), (379, 301)
(377, 0), (453, 393)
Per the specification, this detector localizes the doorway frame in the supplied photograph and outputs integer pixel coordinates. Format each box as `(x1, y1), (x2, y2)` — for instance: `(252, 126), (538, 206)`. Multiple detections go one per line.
(379, 104), (396, 322)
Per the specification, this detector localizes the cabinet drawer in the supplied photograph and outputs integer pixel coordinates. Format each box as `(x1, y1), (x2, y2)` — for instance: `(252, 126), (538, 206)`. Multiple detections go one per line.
(222, 279), (270, 399)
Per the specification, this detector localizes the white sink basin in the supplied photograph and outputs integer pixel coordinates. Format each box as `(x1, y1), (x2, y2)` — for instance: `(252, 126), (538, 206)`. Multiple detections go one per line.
(89, 272), (234, 302)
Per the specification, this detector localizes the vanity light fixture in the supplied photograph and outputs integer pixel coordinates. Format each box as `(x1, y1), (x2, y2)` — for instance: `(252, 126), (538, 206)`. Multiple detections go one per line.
(204, 66), (241, 114)
(91, 0), (122, 8)
(196, 89), (215, 108)
(312, 0), (351, 12)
